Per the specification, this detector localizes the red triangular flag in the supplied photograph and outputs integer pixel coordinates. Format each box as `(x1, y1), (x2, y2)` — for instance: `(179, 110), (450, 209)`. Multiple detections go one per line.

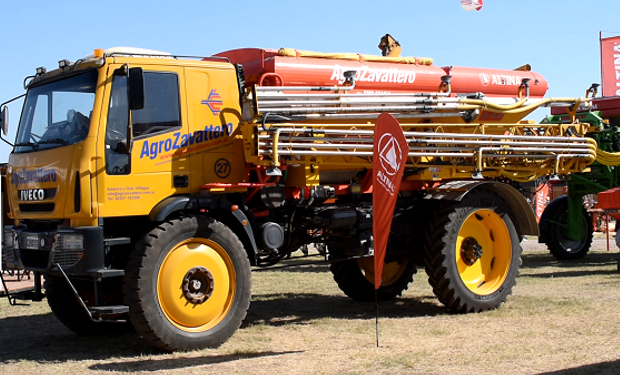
(372, 113), (408, 289)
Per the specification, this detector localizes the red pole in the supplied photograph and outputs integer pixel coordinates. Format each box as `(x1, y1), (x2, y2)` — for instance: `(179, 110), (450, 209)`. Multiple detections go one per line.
(600, 31), (604, 96)
(606, 213), (610, 252)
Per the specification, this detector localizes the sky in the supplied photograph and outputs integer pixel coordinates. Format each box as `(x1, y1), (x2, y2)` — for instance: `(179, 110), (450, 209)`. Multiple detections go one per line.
(0, 0), (618, 161)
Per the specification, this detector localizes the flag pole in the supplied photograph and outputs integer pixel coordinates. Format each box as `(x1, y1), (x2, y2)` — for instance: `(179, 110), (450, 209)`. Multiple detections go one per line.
(600, 31), (604, 96)
(375, 289), (380, 348)
(372, 113), (408, 350)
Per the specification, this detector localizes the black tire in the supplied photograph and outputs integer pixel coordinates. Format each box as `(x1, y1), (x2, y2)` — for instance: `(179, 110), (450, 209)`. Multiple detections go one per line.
(330, 255), (416, 302)
(544, 199), (593, 260)
(45, 275), (130, 335)
(423, 190), (522, 313)
(123, 216), (251, 351)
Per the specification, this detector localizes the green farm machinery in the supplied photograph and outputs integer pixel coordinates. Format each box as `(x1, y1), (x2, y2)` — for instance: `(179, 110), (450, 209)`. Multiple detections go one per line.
(539, 96), (620, 259)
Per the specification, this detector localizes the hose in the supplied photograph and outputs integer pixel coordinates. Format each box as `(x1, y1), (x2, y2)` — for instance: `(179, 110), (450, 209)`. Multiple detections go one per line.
(457, 97), (589, 116)
(596, 149), (620, 166)
(460, 97), (527, 111)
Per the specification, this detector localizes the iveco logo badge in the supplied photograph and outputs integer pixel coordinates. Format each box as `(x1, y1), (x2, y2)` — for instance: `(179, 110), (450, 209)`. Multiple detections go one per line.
(19, 189), (45, 201)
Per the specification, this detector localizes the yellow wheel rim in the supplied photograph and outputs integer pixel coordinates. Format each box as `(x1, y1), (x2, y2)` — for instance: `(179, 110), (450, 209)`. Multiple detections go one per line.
(357, 257), (409, 286)
(157, 238), (236, 332)
(456, 209), (511, 295)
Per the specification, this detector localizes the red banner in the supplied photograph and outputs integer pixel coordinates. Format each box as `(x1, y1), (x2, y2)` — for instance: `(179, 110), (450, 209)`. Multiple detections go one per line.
(373, 113), (408, 289)
(601, 35), (620, 97)
(535, 183), (549, 222)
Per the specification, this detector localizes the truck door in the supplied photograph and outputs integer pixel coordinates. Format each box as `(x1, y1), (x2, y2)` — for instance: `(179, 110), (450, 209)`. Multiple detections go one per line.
(97, 65), (189, 218)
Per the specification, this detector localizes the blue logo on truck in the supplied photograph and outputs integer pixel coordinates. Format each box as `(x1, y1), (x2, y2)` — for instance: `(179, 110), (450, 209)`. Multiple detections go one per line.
(12, 167), (58, 188)
(139, 123), (233, 160)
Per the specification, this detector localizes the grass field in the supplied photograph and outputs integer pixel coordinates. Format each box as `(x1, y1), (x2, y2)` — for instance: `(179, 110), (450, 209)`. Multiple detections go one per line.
(0, 239), (619, 375)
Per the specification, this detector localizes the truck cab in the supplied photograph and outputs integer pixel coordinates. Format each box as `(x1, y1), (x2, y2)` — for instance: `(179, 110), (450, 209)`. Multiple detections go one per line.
(3, 48), (248, 276)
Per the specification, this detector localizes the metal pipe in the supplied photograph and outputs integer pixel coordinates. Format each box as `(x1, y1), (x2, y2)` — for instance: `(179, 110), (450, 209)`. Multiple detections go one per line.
(259, 135), (594, 149)
(294, 112), (467, 121)
(259, 150), (472, 157)
(257, 98), (439, 107)
(259, 148), (594, 160)
(258, 133), (595, 149)
(270, 128), (282, 167)
(258, 104), (447, 114)
(258, 142), (594, 156)
(260, 149), (594, 158)
(260, 126), (594, 144)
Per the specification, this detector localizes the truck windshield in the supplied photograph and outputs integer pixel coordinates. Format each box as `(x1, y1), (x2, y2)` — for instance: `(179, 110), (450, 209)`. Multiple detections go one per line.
(14, 69), (98, 153)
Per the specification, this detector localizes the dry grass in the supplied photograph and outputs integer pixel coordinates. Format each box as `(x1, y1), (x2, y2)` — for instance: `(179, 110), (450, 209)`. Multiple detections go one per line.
(1, 239), (619, 374)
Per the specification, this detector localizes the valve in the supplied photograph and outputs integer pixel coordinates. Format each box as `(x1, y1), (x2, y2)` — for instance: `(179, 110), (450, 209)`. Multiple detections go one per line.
(519, 78), (531, 99)
(439, 75), (452, 94)
(586, 83), (600, 98)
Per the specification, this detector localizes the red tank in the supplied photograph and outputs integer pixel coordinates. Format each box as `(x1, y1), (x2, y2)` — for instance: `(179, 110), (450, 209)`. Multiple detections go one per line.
(215, 48), (548, 98)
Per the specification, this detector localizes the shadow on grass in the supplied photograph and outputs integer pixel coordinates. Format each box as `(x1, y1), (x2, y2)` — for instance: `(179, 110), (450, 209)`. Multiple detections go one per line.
(243, 292), (445, 327)
(89, 351), (301, 372)
(0, 292), (442, 363)
(521, 251), (619, 271)
(520, 250), (619, 277)
(0, 311), (297, 368)
(0, 311), (156, 362)
(523, 269), (619, 278)
(537, 359), (620, 375)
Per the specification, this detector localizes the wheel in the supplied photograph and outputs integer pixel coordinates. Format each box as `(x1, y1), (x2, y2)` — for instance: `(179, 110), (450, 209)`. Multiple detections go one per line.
(123, 216), (251, 351)
(544, 199), (593, 260)
(45, 275), (130, 335)
(330, 255), (416, 302)
(423, 190), (522, 313)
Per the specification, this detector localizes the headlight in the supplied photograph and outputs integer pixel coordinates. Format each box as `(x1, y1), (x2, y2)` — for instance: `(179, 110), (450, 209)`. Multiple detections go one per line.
(12, 232), (19, 250)
(57, 233), (84, 250)
(3, 227), (13, 249)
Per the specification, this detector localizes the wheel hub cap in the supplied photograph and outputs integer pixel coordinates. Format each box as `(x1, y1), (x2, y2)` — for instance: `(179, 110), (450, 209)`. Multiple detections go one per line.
(182, 266), (215, 304)
(461, 237), (483, 266)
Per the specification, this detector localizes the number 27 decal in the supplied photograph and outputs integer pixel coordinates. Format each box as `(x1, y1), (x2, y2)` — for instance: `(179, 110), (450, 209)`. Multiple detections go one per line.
(214, 158), (231, 178)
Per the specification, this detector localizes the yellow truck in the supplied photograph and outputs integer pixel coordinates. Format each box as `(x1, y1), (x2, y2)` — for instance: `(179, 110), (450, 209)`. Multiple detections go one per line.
(0, 45), (596, 351)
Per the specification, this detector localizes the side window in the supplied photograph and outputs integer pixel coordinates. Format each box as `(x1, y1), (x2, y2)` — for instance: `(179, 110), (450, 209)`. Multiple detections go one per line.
(105, 70), (180, 175)
(30, 95), (49, 140)
(132, 72), (181, 137)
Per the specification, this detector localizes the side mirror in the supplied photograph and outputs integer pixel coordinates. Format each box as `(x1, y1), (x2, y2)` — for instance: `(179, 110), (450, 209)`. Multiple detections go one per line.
(0, 106), (8, 136)
(128, 67), (145, 110)
(115, 139), (130, 154)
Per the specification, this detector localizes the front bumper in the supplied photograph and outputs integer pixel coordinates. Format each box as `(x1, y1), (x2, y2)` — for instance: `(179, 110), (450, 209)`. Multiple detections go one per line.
(2, 225), (104, 275)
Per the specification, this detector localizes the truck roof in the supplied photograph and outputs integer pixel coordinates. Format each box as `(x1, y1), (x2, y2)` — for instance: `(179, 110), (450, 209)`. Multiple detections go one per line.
(26, 47), (233, 88)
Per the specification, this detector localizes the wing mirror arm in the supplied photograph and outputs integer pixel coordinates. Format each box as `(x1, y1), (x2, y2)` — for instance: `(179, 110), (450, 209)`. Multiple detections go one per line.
(0, 94), (26, 147)
(113, 66), (144, 155)
(126, 67), (144, 154)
